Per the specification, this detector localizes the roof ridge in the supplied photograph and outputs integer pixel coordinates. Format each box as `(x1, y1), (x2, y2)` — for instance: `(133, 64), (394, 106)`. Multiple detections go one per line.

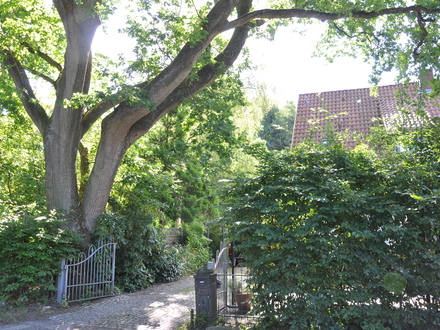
(299, 82), (418, 96)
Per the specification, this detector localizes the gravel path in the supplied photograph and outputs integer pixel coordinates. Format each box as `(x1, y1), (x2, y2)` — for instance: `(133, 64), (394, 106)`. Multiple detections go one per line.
(0, 276), (195, 330)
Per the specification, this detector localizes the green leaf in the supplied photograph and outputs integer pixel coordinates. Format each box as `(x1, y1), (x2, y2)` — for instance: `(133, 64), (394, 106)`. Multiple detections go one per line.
(383, 272), (407, 295)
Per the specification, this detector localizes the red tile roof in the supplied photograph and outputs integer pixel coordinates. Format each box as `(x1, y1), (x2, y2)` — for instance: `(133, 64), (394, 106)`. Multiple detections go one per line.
(291, 82), (440, 149)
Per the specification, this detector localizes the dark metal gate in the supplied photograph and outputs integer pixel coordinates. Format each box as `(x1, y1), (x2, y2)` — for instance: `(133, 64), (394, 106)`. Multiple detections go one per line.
(57, 241), (116, 304)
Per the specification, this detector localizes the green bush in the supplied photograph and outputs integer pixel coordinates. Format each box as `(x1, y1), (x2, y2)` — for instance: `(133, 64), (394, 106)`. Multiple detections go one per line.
(179, 221), (211, 274)
(93, 213), (182, 292)
(227, 143), (440, 329)
(0, 212), (80, 304)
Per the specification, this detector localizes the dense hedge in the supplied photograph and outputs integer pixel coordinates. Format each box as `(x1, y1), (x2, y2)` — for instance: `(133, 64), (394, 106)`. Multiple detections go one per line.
(0, 210), (211, 303)
(93, 213), (211, 292)
(0, 212), (80, 303)
(228, 143), (440, 329)
(93, 213), (182, 292)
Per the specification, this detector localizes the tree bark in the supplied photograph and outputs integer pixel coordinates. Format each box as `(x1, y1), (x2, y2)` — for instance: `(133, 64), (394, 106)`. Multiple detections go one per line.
(43, 0), (100, 237)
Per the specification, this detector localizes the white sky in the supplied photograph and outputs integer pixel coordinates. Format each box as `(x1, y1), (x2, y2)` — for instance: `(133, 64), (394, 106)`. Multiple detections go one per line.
(93, 7), (398, 108)
(242, 25), (397, 106)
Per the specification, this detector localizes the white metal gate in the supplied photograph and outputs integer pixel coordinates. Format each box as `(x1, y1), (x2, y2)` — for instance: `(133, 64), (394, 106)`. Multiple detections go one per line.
(214, 240), (252, 317)
(57, 241), (116, 304)
(214, 239), (230, 314)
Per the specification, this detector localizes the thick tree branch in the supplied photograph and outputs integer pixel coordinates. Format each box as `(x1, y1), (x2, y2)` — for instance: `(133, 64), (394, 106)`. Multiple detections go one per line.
(54, 0), (100, 99)
(81, 96), (121, 136)
(125, 0), (253, 144)
(82, 0), (241, 137)
(137, 0), (240, 100)
(2, 50), (49, 135)
(53, 0), (75, 25)
(223, 5), (440, 31)
(99, 0), (240, 137)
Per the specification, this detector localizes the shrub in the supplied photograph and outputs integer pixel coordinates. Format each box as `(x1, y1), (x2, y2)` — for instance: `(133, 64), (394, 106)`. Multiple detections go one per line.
(179, 221), (211, 274)
(227, 143), (440, 329)
(0, 212), (80, 304)
(93, 213), (182, 292)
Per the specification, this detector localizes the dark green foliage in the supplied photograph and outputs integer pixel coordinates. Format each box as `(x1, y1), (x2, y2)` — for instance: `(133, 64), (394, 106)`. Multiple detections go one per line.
(0, 212), (80, 304)
(93, 213), (182, 292)
(227, 140), (440, 329)
(176, 161), (219, 224)
(110, 154), (220, 228)
(259, 103), (296, 151)
(108, 164), (174, 227)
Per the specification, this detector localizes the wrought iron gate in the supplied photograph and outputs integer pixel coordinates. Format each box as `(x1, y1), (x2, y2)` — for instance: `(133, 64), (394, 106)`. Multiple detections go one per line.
(57, 241), (116, 304)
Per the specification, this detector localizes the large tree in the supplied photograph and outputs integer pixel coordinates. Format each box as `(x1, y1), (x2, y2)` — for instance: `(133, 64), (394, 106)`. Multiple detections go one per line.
(1, 0), (439, 240)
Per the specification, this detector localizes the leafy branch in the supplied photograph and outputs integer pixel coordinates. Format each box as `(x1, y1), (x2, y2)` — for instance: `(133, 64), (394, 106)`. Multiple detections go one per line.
(413, 10), (430, 60)
(331, 21), (381, 45)
(1, 50), (49, 135)
(21, 42), (63, 88)
(22, 42), (63, 72)
(222, 5), (440, 31)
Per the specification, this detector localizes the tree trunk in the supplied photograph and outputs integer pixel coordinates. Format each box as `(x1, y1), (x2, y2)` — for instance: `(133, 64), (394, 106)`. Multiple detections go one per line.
(81, 117), (133, 232)
(44, 127), (83, 231)
(44, 0), (100, 240)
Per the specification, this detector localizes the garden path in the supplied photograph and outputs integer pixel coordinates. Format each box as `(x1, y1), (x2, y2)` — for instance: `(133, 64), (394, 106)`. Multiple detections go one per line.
(0, 276), (195, 330)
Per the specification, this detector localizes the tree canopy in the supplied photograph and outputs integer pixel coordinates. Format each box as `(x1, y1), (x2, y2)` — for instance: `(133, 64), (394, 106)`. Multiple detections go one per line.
(1, 0), (440, 239)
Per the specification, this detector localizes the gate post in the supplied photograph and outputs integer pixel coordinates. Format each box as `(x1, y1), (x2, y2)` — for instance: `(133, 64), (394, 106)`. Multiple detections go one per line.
(194, 262), (217, 323)
(57, 259), (67, 304)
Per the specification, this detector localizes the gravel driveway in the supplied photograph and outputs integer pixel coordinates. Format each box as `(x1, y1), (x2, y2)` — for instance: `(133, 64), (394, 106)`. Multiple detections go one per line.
(0, 276), (195, 330)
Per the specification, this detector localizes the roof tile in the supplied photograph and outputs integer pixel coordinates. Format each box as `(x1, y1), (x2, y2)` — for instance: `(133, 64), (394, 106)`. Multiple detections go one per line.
(292, 82), (440, 149)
